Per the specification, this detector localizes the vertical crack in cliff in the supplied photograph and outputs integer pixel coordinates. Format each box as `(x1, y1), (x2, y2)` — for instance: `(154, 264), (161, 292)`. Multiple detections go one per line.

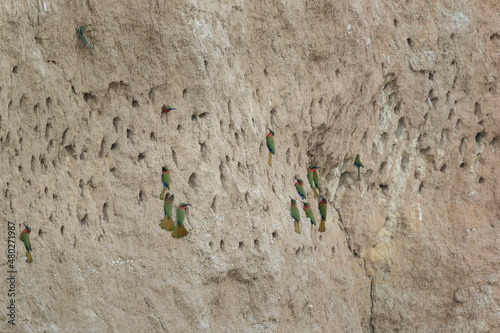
(363, 258), (375, 333)
(332, 203), (356, 256)
(334, 199), (375, 331)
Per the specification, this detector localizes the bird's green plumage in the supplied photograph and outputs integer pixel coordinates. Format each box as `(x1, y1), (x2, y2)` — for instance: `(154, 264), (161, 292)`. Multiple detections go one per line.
(176, 206), (185, 226)
(172, 203), (190, 238)
(354, 155), (364, 168)
(290, 198), (301, 234)
(302, 202), (316, 225)
(313, 169), (320, 189)
(290, 199), (300, 222)
(307, 166), (319, 198)
(319, 199), (327, 221)
(163, 169), (170, 189)
(307, 168), (314, 189)
(354, 155), (363, 181)
(160, 194), (175, 231)
(165, 195), (174, 220)
(267, 135), (275, 155)
(160, 167), (171, 199)
(294, 178), (306, 200)
(20, 225), (33, 263)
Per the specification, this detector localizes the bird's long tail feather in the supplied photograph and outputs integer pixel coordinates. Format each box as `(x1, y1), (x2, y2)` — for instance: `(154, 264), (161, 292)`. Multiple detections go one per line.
(26, 250), (33, 263)
(172, 224), (189, 238)
(159, 216), (168, 230)
(295, 221), (300, 234)
(166, 217), (174, 231)
(160, 186), (167, 200)
(313, 187), (318, 198)
(319, 219), (326, 232)
(268, 152), (272, 166)
(357, 167), (361, 181)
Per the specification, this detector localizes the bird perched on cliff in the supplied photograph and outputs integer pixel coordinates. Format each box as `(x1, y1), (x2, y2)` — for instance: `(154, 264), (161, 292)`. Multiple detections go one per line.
(159, 167), (171, 200)
(301, 201), (316, 237)
(307, 165), (320, 198)
(172, 203), (190, 238)
(162, 105), (176, 114)
(159, 193), (175, 231)
(354, 154), (364, 181)
(318, 196), (327, 233)
(20, 224), (33, 263)
(289, 196), (301, 234)
(266, 128), (275, 166)
(77, 25), (85, 35)
(76, 25), (93, 49)
(294, 177), (306, 200)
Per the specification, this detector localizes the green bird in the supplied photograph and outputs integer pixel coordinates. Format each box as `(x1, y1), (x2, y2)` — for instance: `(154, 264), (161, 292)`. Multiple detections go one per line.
(301, 201), (316, 237)
(19, 224), (33, 263)
(294, 177), (306, 200)
(307, 165), (319, 198)
(172, 203), (190, 238)
(159, 193), (175, 231)
(266, 128), (275, 166)
(159, 167), (171, 200)
(162, 105), (176, 114)
(289, 196), (301, 234)
(318, 196), (327, 232)
(354, 154), (364, 181)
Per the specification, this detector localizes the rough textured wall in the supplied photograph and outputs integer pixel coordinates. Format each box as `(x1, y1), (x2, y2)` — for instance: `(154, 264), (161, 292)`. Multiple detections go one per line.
(1, 0), (499, 332)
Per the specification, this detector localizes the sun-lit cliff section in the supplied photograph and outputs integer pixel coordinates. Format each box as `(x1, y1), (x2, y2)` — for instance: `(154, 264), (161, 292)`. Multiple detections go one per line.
(1, 0), (499, 332)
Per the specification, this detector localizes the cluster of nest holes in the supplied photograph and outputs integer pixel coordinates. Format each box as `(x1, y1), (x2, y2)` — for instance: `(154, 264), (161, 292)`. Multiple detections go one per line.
(295, 245), (319, 256)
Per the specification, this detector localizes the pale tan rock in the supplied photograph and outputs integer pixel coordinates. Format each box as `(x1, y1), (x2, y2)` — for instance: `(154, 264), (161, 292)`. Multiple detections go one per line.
(1, 1), (499, 332)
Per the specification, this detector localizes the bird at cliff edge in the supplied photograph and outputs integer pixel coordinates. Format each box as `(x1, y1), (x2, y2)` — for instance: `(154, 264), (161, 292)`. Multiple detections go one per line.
(172, 203), (190, 238)
(301, 201), (316, 237)
(318, 196), (327, 233)
(266, 128), (275, 166)
(307, 165), (319, 198)
(294, 177), (306, 200)
(289, 196), (301, 234)
(159, 167), (171, 200)
(159, 193), (175, 231)
(354, 154), (364, 181)
(20, 224), (33, 263)
(162, 105), (176, 114)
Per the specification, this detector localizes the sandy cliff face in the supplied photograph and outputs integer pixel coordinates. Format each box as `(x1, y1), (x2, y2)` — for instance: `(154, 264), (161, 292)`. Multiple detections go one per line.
(1, 0), (499, 332)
